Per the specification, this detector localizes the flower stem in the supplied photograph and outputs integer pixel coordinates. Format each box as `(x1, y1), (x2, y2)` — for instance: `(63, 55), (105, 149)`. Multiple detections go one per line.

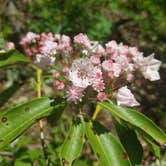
(36, 68), (49, 165)
(37, 69), (42, 98)
(92, 104), (101, 120)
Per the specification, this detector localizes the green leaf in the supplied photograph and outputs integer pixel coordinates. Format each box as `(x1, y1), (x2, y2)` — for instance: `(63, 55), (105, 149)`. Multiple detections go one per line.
(0, 97), (65, 149)
(60, 117), (85, 165)
(0, 50), (30, 68)
(100, 102), (166, 144)
(73, 159), (92, 166)
(85, 120), (132, 166)
(143, 134), (160, 158)
(14, 160), (31, 166)
(0, 82), (23, 108)
(114, 120), (143, 165)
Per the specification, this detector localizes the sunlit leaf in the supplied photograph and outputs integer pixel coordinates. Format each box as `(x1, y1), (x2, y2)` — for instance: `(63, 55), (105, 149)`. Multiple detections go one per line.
(85, 120), (132, 166)
(0, 97), (65, 149)
(60, 116), (85, 165)
(100, 102), (166, 144)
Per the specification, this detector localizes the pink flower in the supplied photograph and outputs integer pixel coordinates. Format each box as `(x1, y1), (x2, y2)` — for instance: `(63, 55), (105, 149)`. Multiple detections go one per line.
(102, 60), (113, 71)
(129, 47), (139, 57)
(118, 44), (129, 55)
(90, 55), (100, 65)
(65, 85), (84, 103)
(97, 92), (107, 101)
(113, 54), (129, 66)
(26, 32), (37, 41)
(68, 59), (95, 88)
(7, 42), (15, 50)
(90, 43), (105, 55)
(94, 67), (103, 79)
(92, 79), (105, 92)
(132, 51), (144, 64)
(105, 40), (118, 54)
(96, 45), (105, 55)
(40, 40), (57, 55)
(112, 63), (122, 77)
(91, 67), (105, 92)
(74, 33), (91, 48)
(102, 61), (122, 78)
(56, 42), (72, 52)
(20, 32), (37, 45)
(136, 54), (161, 81)
(61, 35), (71, 43)
(116, 86), (140, 107)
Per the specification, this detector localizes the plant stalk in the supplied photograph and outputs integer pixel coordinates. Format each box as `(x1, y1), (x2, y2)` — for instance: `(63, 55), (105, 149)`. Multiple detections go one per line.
(36, 68), (49, 165)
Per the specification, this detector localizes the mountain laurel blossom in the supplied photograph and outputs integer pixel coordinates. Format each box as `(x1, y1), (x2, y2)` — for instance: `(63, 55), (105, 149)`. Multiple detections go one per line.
(68, 59), (96, 88)
(116, 86), (140, 107)
(65, 86), (84, 103)
(137, 54), (161, 81)
(19, 32), (161, 106)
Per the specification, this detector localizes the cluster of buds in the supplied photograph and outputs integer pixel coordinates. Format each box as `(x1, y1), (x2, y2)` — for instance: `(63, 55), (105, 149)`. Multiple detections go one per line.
(20, 33), (161, 107)
(20, 32), (72, 69)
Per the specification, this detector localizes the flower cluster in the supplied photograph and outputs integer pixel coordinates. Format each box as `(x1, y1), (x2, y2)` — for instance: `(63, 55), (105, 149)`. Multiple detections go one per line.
(20, 32), (72, 69)
(20, 33), (161, 107)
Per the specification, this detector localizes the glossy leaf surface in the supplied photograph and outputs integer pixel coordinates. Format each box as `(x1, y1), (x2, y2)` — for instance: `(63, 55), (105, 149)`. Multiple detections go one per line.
(60, 117), (85, 165)
(100, 102), (166, 144)
(85, 120), (132, 166)
(0, 97), (65, 149)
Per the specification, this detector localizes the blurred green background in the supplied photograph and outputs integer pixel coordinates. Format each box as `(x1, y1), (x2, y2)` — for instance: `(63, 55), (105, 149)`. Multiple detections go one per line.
(0, 0), (166, 165)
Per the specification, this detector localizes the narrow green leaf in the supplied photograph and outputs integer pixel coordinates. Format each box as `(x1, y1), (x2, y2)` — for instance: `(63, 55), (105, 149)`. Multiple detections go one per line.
(100, 102), (166, 144)
(60, 117), (85, 165)
(85, 120), (132, 166)
(0, 50), (30, 68)
(0, 97), (65, 149)
(114, 120), (143, 165)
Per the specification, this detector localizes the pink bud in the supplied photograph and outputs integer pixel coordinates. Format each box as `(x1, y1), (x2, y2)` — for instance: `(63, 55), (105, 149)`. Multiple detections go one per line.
(63, 66), (69, 73)
(57, 82), (65, 90)
(127, 73), (135, 82)
(54, 71), (60, 78)
(54, 80), (60, 86)
(90, 55), (100, 65)
(97, 92), (107, 101)
(7, 42), (15, 50)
